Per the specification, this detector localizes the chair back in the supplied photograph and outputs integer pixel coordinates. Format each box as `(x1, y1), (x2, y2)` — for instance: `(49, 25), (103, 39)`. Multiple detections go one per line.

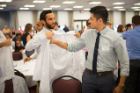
(52, 75), (82, 93)
(12, 52), (23, 61)
(14, 69), (25, 80)
(4, 79), (14, 93)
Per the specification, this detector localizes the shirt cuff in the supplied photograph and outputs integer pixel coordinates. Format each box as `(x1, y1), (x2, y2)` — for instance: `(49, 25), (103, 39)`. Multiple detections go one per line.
(67, 42), (73, 52)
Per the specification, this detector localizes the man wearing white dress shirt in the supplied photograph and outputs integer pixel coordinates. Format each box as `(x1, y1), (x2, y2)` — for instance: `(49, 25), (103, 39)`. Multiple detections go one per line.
(54, 22), (65, 33)
(50, 6), (129, 93)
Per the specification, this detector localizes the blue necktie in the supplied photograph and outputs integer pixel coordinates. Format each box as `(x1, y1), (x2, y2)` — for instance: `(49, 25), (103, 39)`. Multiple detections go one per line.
(92, 32), (100, 74)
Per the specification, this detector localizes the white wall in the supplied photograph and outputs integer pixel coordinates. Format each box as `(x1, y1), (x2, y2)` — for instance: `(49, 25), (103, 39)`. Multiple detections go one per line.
(58, 11), (69, 27)
(113, 11), (122, 25)
(73, 11), (90, 20)
(18, 11), (33, 28)
(125, 11), (134, 24)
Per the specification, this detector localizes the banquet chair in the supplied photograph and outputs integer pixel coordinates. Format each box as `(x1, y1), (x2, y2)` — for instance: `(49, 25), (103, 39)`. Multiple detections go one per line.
(52, 75), (82, 93)
(4, 79), (14, 93)
(14, 69), (25, 80)
(12, 52), (23, 61)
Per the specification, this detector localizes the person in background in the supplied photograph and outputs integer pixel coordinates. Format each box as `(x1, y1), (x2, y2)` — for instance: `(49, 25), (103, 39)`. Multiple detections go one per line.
(50, 6), (129, 93)
(69, 24), (74, 31)
(5, 33), (15, 49)
(14, 39), (24, 52)
(75, 24), (80, 32)
(24, 19), (43, 63)
(2, 25), (11, 35)
(107, 21), (113, 29)
(117, 25), (126, 33)
(12, 33), (24, 46)
(122, 15), (140, 93)
(54, 22), (65, 33)
(63, 24), (69, 32)
(18, 26), (24, 35)
(11, 27), (16, 38)
(125, 24), (132, 31)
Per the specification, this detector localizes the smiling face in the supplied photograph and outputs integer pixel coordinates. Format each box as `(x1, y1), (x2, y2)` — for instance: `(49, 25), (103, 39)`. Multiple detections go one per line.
(45, 13), (55, 29)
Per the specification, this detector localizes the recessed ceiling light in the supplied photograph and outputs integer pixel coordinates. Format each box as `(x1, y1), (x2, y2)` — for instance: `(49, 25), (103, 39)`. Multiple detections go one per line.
(24, 5), (35, 7)
(64, 8), (73, 10)
(113, 2), (125, 5)
(33, 0), (46, 3)
(0, 4), (6, 7)
(89, 2), (101, 4)
(0, 8), (4, 9)
(118, 9), (126, 11)
(50, 5), (60, 8)
(0, 0), (12, 2)
(19, 8), (29, 10)
(113, 6), (123, 9)
(43, 8), (52, 10)
(73, 6), (83, 8)
(107, 8), (110, 10)
(131, 7), (140, 9)
(134, 3), (140, 5)
(63, 1), (75, 4)
(84, 8), (90, 10)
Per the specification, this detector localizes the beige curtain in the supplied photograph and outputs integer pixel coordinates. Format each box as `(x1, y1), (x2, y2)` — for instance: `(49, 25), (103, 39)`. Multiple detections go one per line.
(108, 11), (114, 24)
(53, 11), (58, 22)
(32, 10), (38, 26)
(121, 11), (126, 26)
(11, 10), (19, 31)
(68, 11), (74, 27)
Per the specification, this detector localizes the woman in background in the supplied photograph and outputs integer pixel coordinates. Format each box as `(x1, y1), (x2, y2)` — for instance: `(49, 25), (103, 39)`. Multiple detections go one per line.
(11, 27), (16, 38)
(14, 39), (24, 52)
(117, 25), (126, 33)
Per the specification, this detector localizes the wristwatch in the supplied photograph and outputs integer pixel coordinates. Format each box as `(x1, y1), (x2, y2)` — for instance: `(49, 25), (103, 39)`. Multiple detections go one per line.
(118, 84), (125, 89)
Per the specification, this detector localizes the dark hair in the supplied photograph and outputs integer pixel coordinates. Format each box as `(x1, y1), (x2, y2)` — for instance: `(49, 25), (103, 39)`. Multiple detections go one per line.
(117, 25), (124, 32)
(16, 33), (22, 41)
(15, 39), (22, 52)
(90, 6), (108, 24)
(55, 22), (58, 26)
(125, 24), (131, 30)
(132, 15), (140, 25)
(40, 10), (52, 21)
(86, 19), (91, 26)
(25, 23), (32, 33)
(5, 33), (11, 38)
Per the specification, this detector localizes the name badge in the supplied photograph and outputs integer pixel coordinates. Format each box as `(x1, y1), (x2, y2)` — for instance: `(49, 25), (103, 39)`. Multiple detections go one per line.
(102, 46), (110, 51)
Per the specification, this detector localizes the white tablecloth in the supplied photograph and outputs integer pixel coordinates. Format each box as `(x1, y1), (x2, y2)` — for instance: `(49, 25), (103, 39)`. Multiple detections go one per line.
(14, 59), (37, 87)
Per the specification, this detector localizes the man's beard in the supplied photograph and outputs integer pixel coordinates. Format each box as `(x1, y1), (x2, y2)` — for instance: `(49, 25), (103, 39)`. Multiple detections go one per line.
(45, 21), (54, 29)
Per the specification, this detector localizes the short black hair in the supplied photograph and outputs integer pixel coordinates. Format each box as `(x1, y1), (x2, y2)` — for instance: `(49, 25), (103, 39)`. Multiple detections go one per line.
(5, 33), (11, 38)
(40, 10), (52, 21)
(132, 15), (140, 25)
(126, 24), (131, 27)
(86, 19), (91, 26)
(90, 6), (108, 24)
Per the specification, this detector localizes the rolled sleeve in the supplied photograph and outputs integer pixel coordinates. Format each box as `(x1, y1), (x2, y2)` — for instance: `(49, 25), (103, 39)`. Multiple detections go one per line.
(67, 38), (86, 52)
(114, 36), (129, 76)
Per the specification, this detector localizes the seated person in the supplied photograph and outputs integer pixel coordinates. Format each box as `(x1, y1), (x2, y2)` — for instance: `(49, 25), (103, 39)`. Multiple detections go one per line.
(54, 22), (65, 33)
(5, 33), (15, 49)
(14, 39), (24, 52)
(13, 33), (24, 46)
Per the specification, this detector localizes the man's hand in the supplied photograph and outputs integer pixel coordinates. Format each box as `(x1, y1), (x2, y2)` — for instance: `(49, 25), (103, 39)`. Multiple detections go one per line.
(50, 39), (55, 44)
(74, 32), (81, 38)
(45, 32), (54, 39)
(24, 57), (32, 63)
(113, 86), (123, 93)
(4, 39), (11, 46)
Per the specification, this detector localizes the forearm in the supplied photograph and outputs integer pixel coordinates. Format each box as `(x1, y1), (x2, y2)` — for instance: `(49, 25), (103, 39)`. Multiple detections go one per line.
(51, 40), (68, 49)
(119, 76), (126, 84)
(0, 42), (6, 48)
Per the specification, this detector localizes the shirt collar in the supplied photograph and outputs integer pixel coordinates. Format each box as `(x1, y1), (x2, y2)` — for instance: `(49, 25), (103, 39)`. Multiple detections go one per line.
(96, 26), (109, 35)
(42, 27), (51, 33)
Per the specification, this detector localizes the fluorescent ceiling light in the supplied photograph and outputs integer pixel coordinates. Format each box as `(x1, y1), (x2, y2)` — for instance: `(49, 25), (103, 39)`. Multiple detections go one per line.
(0, 0), (12, 2)
(113, 2), (125, 5)
(63, 1), (75, 4)
(0, 8), (4, 9)
(43, 8), (52, 10)
(113, 6), (123, 8)
(84, 8), (90, 10)
(24, 5), (35, 7)
(33, 0), (46, 3)
(107, 8), (110, 10)
(50, 5), (60, 8)
(20, 8), (29, 10)
(0, 4), (6, 7)
(131, 7), (140, 9)
(64, 8), (73, 10)
(89, 2), (101, 4)
(134, 9), (140, 11)
(134, 3), (140, 5)
(73, 6), (83, 8)
(118, 9), (126, 11)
